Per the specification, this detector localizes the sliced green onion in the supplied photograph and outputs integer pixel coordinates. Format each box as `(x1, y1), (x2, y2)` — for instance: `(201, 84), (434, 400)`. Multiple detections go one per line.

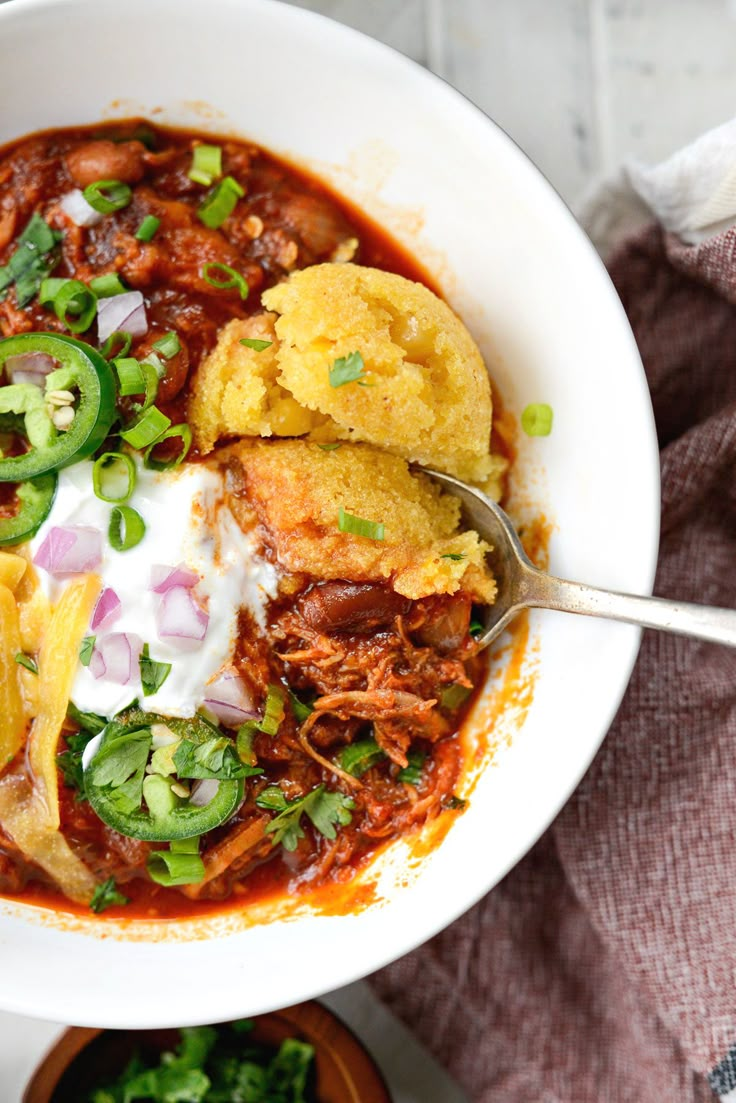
(89, 272), (127, 298)
(441, 552), (466, 561)
(188, 143), (222, 186)
(90, 877), (129, 913)
(329, 350), (365, 387)
(147, 844), (205, 886)
(14, 652), (37, 674)
(79, 636), (96, 667)
(521, 403), (553, 437)
(100, 330), (132, 361)
(236, 722), (258, 767)
(288, 689), (313, 723)
(152, 332), (181, 360)
(257, 684), (286, 737)
(135, 215), (161, 242)
(201, 262), (249, 300)
(469, 619), (484, 638)
(109, 505), (146, 551)
(317, 442), (342, 452)
(440, 684), (472, 710)
(82, 179), (133, 214)
(239, 338), (272, 352)
(397, 750), (426, 787)
(337, 738), (385, 778)
(338, 506), (384, 541)
(93, 452), (136, 504)
(120, 405), (171, 449)
(132, 362), (161, 414)
(139, 643), (172, 697)
(143, 423), (192, 471)
(198, 175), (245, 229)
(39, 277), (97, 333)
(113, 356), (146, 396)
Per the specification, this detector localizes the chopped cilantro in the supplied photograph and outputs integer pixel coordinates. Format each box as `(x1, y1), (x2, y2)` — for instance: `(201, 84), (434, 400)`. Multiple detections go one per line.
(79, 635), (96, 667)
(256, 783), (354, 852)
(469, 619), (484, 638)
(173, 735), (260, 781)
(337, 738), (385, 778)
(440, 684), (472, 710)
(397, 750), (426, 787)
(239, 337), (272, 352)
(0, 213), (63, 307)
(328, 349), (366, 387)
(440, 553), (466, 561)
(90, 877), (129, 914)
(57, 728), (96, 799)
(139, 643), (172, 697)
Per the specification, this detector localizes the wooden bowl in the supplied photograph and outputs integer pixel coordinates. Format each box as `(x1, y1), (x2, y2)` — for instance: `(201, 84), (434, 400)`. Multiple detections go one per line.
(23, 1001), (392, 1103)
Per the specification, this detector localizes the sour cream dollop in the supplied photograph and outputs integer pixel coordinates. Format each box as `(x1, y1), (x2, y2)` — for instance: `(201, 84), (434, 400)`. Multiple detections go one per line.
(30, 459), (278, 719)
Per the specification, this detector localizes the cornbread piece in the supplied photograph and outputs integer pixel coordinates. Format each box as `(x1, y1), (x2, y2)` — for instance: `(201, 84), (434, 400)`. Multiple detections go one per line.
(262, 263), (493, 482)
(189, 314), (323, 452)
(226, 439), (495, 602)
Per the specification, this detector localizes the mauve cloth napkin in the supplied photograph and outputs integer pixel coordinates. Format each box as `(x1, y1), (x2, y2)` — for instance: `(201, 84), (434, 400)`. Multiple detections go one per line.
(371, 161), (736, 1101)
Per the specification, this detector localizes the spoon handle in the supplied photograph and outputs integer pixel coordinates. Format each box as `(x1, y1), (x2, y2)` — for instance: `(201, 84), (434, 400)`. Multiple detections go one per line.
(528, 572), (736, 647)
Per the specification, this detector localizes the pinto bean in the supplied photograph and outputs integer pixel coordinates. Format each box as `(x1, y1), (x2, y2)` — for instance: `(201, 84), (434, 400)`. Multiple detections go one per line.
(416, 593), (472, 652)
(296, 581), (411, 635)
(65, 140), (146, 188)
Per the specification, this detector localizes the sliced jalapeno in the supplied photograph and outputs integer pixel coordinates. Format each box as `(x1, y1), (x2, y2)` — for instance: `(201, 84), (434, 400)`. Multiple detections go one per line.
(84, 710), (247, 842)
(0, 333), (117, 482)
(0, 473), (57, 546)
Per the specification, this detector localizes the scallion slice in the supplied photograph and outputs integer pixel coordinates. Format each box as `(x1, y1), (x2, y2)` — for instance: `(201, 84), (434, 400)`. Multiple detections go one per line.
(521, 403), (553, 437)
(109, 505), (146, 551)
(132, 362), (161, 414)
(201, 262), (249, 300)
(257, 684), (286, 736)
(39, 277), (97, 333)
(197, 175), (245, 229)
(120, 405), (171, 449)
(79, 635), (96, 667)
(143, 423), (192, 471)
(397, 750), (426, 787)
(14, 652), (38, 675)
(147, 840), (204, 886)
(338, 506), (384, 541)
(113, 356), (146, 396)
(337, 738), (385, 778)
(82, 179), (133, 214)
(151, 331), (181, 360)
(89, 272), (127, 298)
(135, 215), (161, 242)
(188, 143), (223, 186)
(239, 337), (272, 352)
(100, 330), (132, 361)
(93, 452), (136, 504)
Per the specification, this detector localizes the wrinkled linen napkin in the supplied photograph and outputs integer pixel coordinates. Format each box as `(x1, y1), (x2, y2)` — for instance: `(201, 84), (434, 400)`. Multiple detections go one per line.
(371, 122), (736, 1103)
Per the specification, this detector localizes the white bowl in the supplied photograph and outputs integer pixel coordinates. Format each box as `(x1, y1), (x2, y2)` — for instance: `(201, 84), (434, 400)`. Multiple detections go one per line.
(0, 0), (659, 1027)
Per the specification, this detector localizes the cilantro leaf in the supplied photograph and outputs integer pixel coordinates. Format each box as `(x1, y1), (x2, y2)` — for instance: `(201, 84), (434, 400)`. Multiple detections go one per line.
(14, 652), (37, 674)
(57, 729), (96, 798)
(173, 736), (260, 781)
(67, 701), (107, 735)
(239, 337), (272, 352)
(139, 643), (172, 697)
(440, 552), (466, 561)
(258, 784), (354, 852)
(90, 877), (129, 914)
(79, 635), (96, 667)
(328, 349), (366, 387)
(336, 737), (385, 778)
(86, 727), (152, 814)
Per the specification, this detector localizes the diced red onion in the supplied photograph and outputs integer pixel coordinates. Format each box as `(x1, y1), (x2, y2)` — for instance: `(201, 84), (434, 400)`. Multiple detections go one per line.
(96, 291), (148, 344)
(150, 563), (199, 594)
(202, 672), (257, 727)
(189, 779), (220, 807)
(155, 585), (209, 650)
(33, 525), (103, 576)
(89, 632), (142, 685)
(60, 189), (104, 228)
(5, 352), (58, 388)
(90, 587), (122, 631)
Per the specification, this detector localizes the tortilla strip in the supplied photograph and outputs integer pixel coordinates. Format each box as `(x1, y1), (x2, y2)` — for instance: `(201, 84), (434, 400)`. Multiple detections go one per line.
(28, 573), (100, 829)
(0, 583), (25, 765)
(0, 552), (26, 592)
(0, 775), (96, 905)
(180, 815), (269, 899)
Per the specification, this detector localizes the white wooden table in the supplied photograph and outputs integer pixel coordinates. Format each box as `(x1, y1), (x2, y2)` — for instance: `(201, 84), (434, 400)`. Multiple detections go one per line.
(286, 0), (736, 208)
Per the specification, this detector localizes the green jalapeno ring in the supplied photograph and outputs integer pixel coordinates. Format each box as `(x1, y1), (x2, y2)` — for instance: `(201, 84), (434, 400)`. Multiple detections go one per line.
(0, 473), (57, 546)
(0, 333), (117, 482)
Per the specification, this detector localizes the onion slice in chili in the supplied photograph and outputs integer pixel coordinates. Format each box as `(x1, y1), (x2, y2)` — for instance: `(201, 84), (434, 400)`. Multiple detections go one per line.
(60, 189), (104, 228)
(33, 524), (102, 575)
(96, 291), (148, 344)
(203, 672), (257, 727)
(155, 585), (209, 649)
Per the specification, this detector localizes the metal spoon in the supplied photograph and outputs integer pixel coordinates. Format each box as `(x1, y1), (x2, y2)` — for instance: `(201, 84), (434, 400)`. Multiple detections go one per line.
(426, 469), (736, 649)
